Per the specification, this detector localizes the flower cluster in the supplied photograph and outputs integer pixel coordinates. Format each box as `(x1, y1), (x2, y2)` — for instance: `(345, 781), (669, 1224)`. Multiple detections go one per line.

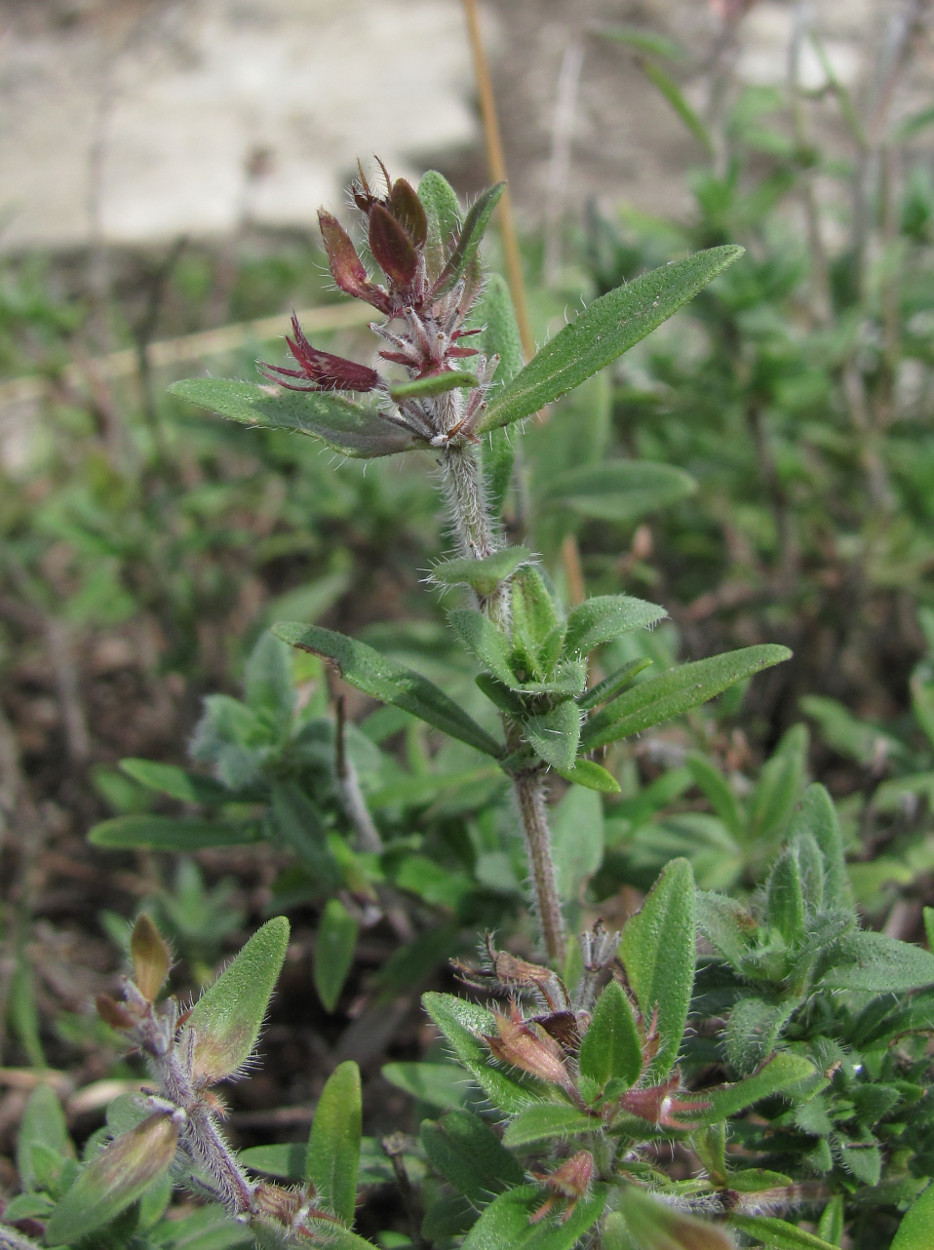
(259, 161), (505, 449)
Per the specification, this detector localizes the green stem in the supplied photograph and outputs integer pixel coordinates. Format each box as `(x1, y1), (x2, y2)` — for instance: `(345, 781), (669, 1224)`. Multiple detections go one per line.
(514, 768), (567, 966)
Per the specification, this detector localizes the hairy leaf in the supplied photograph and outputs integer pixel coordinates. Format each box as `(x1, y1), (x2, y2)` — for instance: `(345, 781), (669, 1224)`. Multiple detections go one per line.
(305, 1061), (361, 1224)
(477, 246), (743, 434)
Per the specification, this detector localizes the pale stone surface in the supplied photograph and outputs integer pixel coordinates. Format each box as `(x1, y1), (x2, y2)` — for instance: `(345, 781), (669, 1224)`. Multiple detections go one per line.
(0, 0), (926, 251)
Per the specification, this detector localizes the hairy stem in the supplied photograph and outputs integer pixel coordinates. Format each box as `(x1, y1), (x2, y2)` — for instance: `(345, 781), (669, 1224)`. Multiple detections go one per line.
(514, 769), (567, 966)
(438, 441), (566, 965)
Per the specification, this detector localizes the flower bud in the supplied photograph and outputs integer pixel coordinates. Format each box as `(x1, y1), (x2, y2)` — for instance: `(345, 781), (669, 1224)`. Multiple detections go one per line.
(130, 914), (171, 1003)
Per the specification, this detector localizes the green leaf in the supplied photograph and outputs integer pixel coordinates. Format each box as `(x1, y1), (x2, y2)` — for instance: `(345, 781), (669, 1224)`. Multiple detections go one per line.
(17, 1084), (71, 1191)
(512, 567), (562, 671)
(44, 1111), (179, 1245)
(729, 1215), (843, 1249)
(621, 1186), (735, 1249)
(578, 659), (653, 710)
(638, 58), (714, 154)
(88, 815), (259, 850)
(271, 780), (341, 891)
(765, 848), (806, 946)
(433, 547), (533, 597)
(459, 1185), (606, 1250)
(537, 460), (695, 524)
(238, 1142), (305, 1181)
(422, 992), (537, 1114)
(389, 371), (478, 401)
(695, 891), (755, 969)
(305, 1061), (361, 1224)
(184, 916), (289, 1082)
(523, 700), (581, 771)
(274, 622), (502, 758)
(244, 630), (295, 731)
(551, 784), (605, 899)
(313, 899), (359, 1013)
(552, 758), (621, 793)
(891, 1183), (934, 1250)
(119, 758), (230, 804)
(477, 246), (743, 434)
(564, 595), (667, 657)
(381, 1062), (469, 1111)
(581, 645), (792, 751)
(578, 980), (642, 1090)
(169, 378), (421, 458)
(695, 1052), (817, 1124)
(448, 608), (517, 687)
(619, 858), (695, 1080)
(818, 930), (934, 992)
(724, 997), (796, 1076)
(418, 170), (464, 282)
(687, 753), (742, 838)
(432, 182), (506, 297)
(789, 785), (851, 913)
(502, 1103), (598, 1147)
(421, 1109), (524, 1203)
(474, 274), (524, 515)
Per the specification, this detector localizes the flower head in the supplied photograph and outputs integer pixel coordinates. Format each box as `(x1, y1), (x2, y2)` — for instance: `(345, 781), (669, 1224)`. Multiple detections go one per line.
(258, 161), (504, 450)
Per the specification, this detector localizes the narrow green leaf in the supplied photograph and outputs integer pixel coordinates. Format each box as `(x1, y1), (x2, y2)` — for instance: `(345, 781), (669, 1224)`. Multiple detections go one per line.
(619, 858), (695, 1080)
(432, 182), (506, 297)
(313, 899), (359, 1013)
(381, 1062), (468, 1111)
(433, 547), (533, 596)
(502, 1103), (598, 1147)
(581, 645), (792, 751)
(44, 1112), (179, 1245)
(578, 980), (642, 1089)
(119, 758), (230, 804)
(891, 1183), (934, 1250)
(274, 623), (502, 758)
(421, 1109), (524, 1203)
(551, 784), (605, 899)
(477, 245), (744, 434)
(818, 931), (934, 992)
(564, 595), (667, 657)
(523, 700), (581, 771)
(695, 1052), (817, 1124)
(765, 848), (806, 946)
(552, 758), (621, 793)
(595, 22), (686, 60)
(448, 608), (517, 687)
(639, 58), (714, 154)
(729, 1215), (843, 1250)
(17, 1085), (71, 1191)
(169, 378), (422, 458)
(687, 753), (743, 838)
(88, 815), (259, 850)
(788, 785), (851, 913)
(305, 1061), (362, 1224)
(537, 461), (695, 524)
(512, 567), (562, 666)
(418, 170), (463, 282)
(238, 1142), (305, 1181)
(459, 1185), (606, 1250)
(474, 274), (524, 515)
(185, 916), (289, 1082)
(578, 659), (653, 711)
(422, 992), (537, 1114)
(389, 371), (478, 401)
(271, 780), (341, 891)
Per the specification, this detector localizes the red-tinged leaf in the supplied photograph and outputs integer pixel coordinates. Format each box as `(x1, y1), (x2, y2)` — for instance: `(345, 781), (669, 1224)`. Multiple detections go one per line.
(130, 914), (171, 1003)
(369, 203), (418, 288)
(389, 177), (428, 247)
(318, 210), (388, 311)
